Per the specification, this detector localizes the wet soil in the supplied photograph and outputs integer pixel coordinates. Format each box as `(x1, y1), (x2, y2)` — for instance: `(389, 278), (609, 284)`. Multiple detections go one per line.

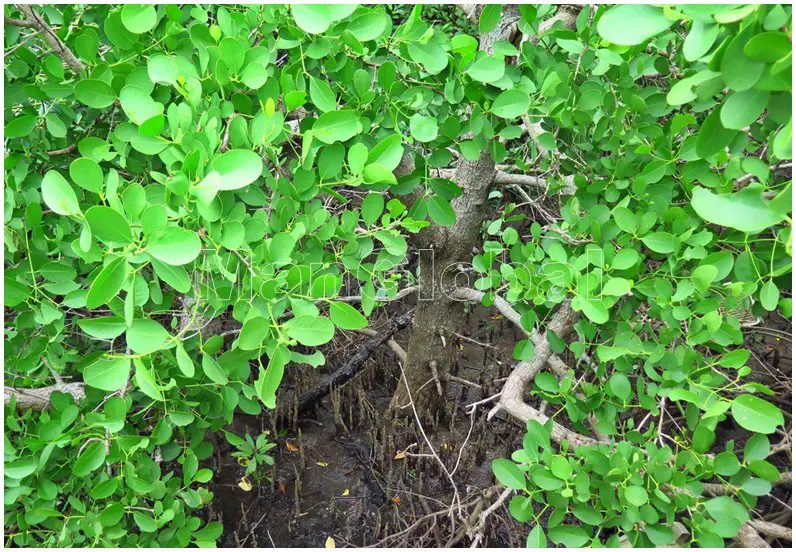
(206, 304), (528, 547)
(200, 304), (792, 547)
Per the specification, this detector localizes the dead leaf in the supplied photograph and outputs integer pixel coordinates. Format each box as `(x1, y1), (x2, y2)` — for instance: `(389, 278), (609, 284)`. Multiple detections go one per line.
(285, 440), (299, 452)
(392, 496), (401, 506)
(316, 461), (329, 468)
(394, 452), (406, 460)
(341, 488), (350, 496)
(325, 536), (336, 548)
(491, 313), (503, 320)
(279, 480), (287, 495)
(238, 476), (252, 492)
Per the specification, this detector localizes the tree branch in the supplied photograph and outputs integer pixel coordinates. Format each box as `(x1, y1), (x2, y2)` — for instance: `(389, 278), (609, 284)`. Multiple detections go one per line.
(14, 4), (85, 73)
(5, 382), (85, 410)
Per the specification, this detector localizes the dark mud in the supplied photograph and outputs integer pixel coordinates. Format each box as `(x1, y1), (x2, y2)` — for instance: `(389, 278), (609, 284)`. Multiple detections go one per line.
(206, 305), (528, 547)
(200, 305), (792, 547)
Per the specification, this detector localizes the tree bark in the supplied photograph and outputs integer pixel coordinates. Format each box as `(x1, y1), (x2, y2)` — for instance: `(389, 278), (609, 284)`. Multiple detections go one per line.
(5, 383), (85, 410)
(390, 6), (521, 418)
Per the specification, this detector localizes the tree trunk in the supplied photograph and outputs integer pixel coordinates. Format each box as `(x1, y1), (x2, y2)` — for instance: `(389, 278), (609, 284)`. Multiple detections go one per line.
(391, 7), (521, 418)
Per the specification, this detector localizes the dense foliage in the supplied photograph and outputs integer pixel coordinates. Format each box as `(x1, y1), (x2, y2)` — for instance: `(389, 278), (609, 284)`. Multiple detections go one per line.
(3, 3), (792, 548)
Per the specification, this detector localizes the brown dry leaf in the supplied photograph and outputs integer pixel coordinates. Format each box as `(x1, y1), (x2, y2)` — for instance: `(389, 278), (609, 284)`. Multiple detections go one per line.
(285, 440), (299, 452)
(279, 480), (287, 495)
(392, 496), (401, 506)
(325, 536), (336, 548)
(238, 476), (252, 492)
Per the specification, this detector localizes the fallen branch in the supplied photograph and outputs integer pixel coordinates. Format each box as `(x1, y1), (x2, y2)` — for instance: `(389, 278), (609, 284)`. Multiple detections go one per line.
(296, 310), (414, 412)
(748, 519), (792, 541)
(736, 523), (770, 548)
(13, 5), (85, 73)
(5, 382), (86, 410)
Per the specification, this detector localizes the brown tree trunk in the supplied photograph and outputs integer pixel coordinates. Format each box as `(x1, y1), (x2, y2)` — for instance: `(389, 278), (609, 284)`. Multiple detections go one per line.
(391, 7), (521, 418)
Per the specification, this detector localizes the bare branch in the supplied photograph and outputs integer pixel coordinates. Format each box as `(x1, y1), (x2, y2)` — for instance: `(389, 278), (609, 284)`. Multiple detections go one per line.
(5, 382), (85, 410)
(15, 4), (85, 73)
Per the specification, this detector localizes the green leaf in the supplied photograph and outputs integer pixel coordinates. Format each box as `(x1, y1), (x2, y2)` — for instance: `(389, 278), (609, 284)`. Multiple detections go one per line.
(691, 186), (786, 234)
(238, 317), (270, 350)
(714, 451), (741, 476)
(202, 354), (229, 385)
(74, 80), (117, 108)
(86, 257), (128, 309)
(759, 280), (780, 311)
(126, 319), (170, 355)
(527, 525), (546, 548)
(744, 31), (791, 62)
(641, 232), (678, 254)
(175, 343), (195, 378)
(41, 171), (81, 216)
(313, 110), (363, 144)
(478, 4), (502, 34)
(309, 77), (337, 113)
(720, 89), (769, 130)
(69, 158), (103, 194)
(85, 206), (132, 245)
(148, 227), (202, 266)
(597, 5), (673, 46)
(624, 485), (649, 506)
(683, 22), (719, 62)
(491, 89), (530, 119)
(492, 458), (525, 490)
(284, 315), (335, 346)
(465, 55), (505, 83)
(240, 62), (268, 89)
(134, 358), (163, 401)
(100, 503), (125, 527)
(602, 277), (631, 296)
(612, 249), (639, 270)
(329, 302), (368, 330)
(5, 458), (37, 480)
(208, 149), (263, 190)
(361, 193), (384, 226)
(121, 5), (158, 34)
(409, 114), (438, 143)
(119, 85), (163, 125)
(549, 525), (590, 547)
(731, 394), (784, 434)
(84, 357), (131, 392)
(608, 372), (632, 402)
(73, 441), (107, 476)
(427, 196), (456, 226)
(4, 114), (38, 138)
(151, 259), (191, 293)
(580, 298), (609, 324)
(291, 4), (334, 34)
(696, 106), (737, 159)
(368, 134), (404, 171)
(77, 316), (127, 339)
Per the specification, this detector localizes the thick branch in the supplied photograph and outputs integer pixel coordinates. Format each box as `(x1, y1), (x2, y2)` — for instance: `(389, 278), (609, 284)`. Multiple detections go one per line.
(5, 383), (85, 410)
(14, 5), (85, 73)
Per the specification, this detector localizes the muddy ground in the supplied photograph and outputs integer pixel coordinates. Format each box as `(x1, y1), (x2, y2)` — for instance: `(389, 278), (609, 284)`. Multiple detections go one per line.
(199, 302), (792, 548)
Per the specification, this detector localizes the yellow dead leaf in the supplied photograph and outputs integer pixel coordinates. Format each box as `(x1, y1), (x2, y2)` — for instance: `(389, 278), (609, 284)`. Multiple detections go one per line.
(394, 452), (406, 460)
(341, 488), (350, 496)
(316, 461), (329, 468)
(286, 440), (299, 452)
(325, 536), (336, 548)
(491, 313), (503, 320)
(238, 476), (252, 492)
